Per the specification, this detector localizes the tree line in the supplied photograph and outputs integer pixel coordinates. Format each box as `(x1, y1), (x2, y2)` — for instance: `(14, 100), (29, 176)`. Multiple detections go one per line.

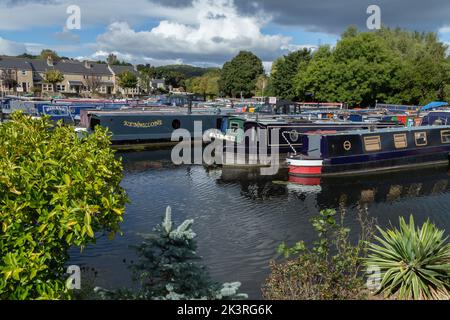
(201, 27), (450, 106)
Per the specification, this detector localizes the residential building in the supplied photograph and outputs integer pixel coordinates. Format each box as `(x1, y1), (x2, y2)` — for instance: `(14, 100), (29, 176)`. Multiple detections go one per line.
(0, 55), (140, 96)
(108, 64), (141, 96)
(150, 79), (166, 91)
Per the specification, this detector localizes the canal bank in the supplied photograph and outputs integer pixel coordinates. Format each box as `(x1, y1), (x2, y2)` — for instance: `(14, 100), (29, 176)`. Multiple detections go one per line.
(69, 149), (450, 299)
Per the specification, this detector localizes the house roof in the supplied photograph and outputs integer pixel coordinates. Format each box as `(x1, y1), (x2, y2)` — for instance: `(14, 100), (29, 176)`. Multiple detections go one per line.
(110, 65), (138, 76)
(0, 56), (114, 76)
(0, 56), (33, 70)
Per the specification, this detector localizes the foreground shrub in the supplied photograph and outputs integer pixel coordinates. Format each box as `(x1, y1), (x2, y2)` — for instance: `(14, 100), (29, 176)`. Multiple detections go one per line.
(263, 209), (374, 300)
(95, 206), (248, 300)
(366, 215), (450, 300)
(0, 112), (128, 299)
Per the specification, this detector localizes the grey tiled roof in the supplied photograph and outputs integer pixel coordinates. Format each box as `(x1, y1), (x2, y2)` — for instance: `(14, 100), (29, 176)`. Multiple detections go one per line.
(110, 65), (138, 76)
(0, 56), (33, 70)
(0, 56), (114, 76)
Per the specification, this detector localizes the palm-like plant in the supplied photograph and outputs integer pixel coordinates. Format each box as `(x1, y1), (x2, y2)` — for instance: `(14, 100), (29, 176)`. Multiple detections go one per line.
(366, 215), (450, 300)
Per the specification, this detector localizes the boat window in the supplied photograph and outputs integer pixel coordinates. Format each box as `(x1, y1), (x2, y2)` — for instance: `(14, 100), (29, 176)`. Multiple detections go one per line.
(415, 132), (427, 146)
(363, 136), (381, 152)
(230, 122), (240, 132)
(394, 133), (407, 149)
(441, 130), (450, 143)
(172, 119), (181, 129)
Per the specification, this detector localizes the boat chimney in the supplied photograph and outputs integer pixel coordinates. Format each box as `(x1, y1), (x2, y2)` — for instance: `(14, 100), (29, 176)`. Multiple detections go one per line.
(188, 95), (192, 115)
(369, 125), (375, 132)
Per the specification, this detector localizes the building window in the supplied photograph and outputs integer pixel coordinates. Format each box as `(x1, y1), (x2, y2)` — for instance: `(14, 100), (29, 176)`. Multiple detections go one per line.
(56, 84), (66, 91)
(21, 70), (27, 75)
(394, 133), (408, 149)
(441, 130), (450, 143)
(363, 136), (381, 152)
(43, 84), (53, 91)
(415, 132), (427, 146)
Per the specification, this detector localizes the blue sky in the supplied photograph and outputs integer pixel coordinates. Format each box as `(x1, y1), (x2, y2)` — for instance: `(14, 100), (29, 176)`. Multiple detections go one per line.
(1, 0), (450, 69)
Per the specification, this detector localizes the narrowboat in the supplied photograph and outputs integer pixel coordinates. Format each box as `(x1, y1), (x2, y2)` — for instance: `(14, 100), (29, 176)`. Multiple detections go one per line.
(79, 110), (225, 147)
(216, 115), (402, 155)
(287, 125), (450, 177)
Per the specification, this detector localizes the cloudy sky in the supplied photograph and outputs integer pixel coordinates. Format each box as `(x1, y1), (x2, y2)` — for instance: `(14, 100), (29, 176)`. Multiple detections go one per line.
(1, 0), (450, 69)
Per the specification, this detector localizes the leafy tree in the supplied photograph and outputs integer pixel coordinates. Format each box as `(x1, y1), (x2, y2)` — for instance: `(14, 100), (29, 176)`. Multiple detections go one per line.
(163, 71), (186, 89)
(219, 51), (264, 98)
(269, 48), (311, 100)
(366, 216), (450, 300)
(107, 53), (118, 65)
(40, 49), (60, 62)
(44, 69), (65, 92)
(95, 207), (247, 300)
(255, 74), (268, 97)
(185, 70), (220, 99)
(294, 27), (450, 107)
(117, 71), (138, 96)
(138, 65), (157, 94)
(0, 112), (128, 299)
(0, 70), (17, 91)
(17, 53), (38, 59)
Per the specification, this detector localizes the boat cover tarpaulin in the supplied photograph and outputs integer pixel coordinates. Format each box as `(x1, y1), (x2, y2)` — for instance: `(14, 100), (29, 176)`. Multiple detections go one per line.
(420, 101), (448, 111)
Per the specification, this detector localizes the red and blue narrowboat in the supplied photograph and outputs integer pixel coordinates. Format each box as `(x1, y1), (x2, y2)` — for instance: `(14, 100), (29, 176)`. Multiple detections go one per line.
(287, 125), (450, 177)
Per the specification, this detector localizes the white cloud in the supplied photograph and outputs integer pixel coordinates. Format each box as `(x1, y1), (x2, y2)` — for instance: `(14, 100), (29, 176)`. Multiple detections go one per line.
(95, 0), (293, 65)
(0, 37), (27, 55)
(439, 26), (450, 34)
(77, 50), (185, 66)
(0, 0), (315, 67)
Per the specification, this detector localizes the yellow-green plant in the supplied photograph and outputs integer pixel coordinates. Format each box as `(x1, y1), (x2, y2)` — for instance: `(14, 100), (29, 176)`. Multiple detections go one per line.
(366, 216), (450, 300)
(0, 112), (128, 299)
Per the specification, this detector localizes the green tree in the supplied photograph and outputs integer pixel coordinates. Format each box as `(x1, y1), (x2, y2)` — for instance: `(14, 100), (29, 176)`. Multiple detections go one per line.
(186, 70), (220, 99)
(0, 112), (128, 299)
(269, 48), (311, 100)
(44, 69), (65, 92)
(255, 74), (268, 97)
(294, 27), (450, 107)
(107, 53), (118, 65)
(40, 49), (60, 62)
(117, 71), (138, 97)
(0, 70), (18, 92)
(138, 64), (157, 94)
(219, 51), (264, 98)
(95, 207), (247, 300)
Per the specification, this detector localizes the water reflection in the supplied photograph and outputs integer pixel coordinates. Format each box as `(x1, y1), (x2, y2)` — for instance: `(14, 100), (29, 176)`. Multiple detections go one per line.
(70, 150), (450, 299)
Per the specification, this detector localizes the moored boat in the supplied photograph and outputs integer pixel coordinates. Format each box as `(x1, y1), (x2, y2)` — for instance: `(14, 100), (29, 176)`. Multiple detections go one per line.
(287, 125), (450, 177)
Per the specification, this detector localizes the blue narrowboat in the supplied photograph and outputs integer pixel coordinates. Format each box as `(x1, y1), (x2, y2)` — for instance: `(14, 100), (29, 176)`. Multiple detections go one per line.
(287, 125), (450, 177)
(216, 115), (402, 156)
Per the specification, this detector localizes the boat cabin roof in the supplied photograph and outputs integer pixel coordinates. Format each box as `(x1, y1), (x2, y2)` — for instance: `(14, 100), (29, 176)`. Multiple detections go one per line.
(309, 125), (450, 137)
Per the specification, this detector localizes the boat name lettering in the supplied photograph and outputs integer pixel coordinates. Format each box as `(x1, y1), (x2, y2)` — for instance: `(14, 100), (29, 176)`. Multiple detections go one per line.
(123, 120), (163, 128)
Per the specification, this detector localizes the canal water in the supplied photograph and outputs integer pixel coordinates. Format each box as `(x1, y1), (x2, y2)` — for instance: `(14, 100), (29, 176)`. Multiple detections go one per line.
(70, 149), (450, 299)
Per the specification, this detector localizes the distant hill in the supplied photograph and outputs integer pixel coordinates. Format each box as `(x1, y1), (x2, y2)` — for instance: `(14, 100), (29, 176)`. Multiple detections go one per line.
(155, 65), (220, 78)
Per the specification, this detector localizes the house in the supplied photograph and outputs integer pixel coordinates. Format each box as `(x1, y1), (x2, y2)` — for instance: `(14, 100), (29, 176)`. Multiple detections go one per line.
(150, 79), (166, 90)
(0, 56), (34, 93)
(0, 55), (141, 96)
(108, 64), (141, 96)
